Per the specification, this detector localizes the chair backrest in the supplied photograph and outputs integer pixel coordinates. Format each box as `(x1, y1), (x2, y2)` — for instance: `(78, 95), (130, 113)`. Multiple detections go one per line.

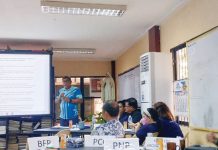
(55, 129), (71, 137)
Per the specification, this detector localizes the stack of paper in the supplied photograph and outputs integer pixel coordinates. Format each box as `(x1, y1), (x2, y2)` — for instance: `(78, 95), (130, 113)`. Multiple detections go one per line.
(0, 137), (6, 149)
(17, 135), (28, 150)
(21, 122), (33, 133)
(9, 120), (20, 133)
(0, 120), (6, 135)
(8, 143), (19, 150)
(41, 118), (52, 128)
(0, 126), (6, 135)
(8, 136), (18, 150)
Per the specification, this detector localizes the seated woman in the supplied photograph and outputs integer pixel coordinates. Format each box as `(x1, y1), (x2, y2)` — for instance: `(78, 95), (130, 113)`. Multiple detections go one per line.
(153, 102), (183, 138)
(118, 100), (128, 124)
(91, 101), (125, 137)
(135, 108), (159, 145)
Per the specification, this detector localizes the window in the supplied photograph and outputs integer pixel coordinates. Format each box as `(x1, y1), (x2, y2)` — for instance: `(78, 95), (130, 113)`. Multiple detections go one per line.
(172, 43), (188, 81)
(83, 78), (103, 119)
(171, 43), (189, 126)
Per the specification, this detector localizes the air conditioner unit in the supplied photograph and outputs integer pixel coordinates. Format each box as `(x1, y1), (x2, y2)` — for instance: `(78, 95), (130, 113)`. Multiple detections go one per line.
(140, 52), (173, 113)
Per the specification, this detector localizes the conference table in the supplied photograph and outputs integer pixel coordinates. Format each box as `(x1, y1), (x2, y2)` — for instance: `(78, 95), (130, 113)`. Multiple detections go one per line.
(33, 127), (135, 136)
(56, 146), (144, 150)
(57, 148), (103, 150)
(56, 146), (217, 150)
(33, 127), (91, 135)
(57, 147), (144, 150)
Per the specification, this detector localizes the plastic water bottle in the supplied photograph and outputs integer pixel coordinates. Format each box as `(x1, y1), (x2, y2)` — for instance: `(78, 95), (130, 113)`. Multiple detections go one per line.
(91, 115), (96, 130)
(127, 115), (133, 129)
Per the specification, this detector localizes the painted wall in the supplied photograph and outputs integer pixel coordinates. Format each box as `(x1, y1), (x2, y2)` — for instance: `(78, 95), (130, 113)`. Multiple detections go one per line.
(115, 34), (149, 99)
(53, 60), (111, 77)
(161, 0), (218, 52)
(116, 0), (218, 146)
(116, 34), (149, 76)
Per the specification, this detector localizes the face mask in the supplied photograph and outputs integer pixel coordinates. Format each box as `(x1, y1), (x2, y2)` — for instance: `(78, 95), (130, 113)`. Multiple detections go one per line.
(140, 117), (148, 125)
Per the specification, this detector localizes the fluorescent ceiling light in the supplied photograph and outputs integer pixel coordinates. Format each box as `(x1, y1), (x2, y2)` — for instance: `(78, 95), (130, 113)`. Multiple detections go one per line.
(41, 0), (126, 17)
(53, 48), (96, 54)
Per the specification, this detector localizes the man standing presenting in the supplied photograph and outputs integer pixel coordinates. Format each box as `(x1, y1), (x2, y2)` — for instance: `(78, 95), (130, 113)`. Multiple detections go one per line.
(55, 76), (83, 126)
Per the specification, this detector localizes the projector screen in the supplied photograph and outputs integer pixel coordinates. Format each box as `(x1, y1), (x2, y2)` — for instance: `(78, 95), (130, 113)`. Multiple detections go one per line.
(0, 51), (52, 117)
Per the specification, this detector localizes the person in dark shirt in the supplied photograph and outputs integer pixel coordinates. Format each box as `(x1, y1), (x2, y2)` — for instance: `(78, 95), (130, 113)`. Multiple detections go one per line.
(118, 100), (128, 124)
(158, 117), (183, 138)
(153, 101), (183, 138)
(135, 108), (159, 145)
(125, 98), (142, 123)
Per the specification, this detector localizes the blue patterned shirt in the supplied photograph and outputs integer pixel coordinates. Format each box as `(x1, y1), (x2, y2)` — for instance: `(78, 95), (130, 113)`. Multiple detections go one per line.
(91, 119), (125, 137)
(58, 86), (82, 119)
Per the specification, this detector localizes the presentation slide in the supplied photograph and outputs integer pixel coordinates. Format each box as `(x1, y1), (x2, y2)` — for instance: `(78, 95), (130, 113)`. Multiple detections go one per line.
(0, 53), (51, 116)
